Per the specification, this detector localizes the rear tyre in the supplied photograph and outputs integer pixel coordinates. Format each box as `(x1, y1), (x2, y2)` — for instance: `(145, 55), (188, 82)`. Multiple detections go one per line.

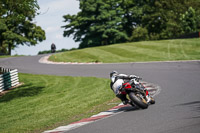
(129, 92), (148, 109)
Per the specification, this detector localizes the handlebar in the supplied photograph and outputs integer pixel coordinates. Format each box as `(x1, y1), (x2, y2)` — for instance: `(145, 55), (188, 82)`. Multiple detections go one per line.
(130, 76), (142, 80)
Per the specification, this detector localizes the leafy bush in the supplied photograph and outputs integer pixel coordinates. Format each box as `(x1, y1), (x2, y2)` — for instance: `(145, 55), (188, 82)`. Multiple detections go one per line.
(129, 27), (149, 41)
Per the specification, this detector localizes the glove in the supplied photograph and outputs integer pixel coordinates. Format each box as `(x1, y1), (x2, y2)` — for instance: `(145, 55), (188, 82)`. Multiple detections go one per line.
(129, 75), (137, 79)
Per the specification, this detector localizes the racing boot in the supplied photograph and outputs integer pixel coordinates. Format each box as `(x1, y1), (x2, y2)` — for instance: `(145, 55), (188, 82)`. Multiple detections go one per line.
(117, 94), (129, 105)
(117, 94), (135, 106)
(128, 101), (135, 107)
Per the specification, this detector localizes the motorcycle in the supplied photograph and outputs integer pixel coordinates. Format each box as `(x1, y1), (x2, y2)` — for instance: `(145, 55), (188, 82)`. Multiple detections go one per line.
(121, 77), (155, 109)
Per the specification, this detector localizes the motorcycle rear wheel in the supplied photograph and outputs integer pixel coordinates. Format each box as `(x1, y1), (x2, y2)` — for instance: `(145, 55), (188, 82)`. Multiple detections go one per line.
(128, 92), (148, 109)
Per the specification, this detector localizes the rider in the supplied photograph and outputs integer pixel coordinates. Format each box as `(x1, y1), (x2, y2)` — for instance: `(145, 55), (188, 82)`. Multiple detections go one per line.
(51, 43), (56, 53)
(110, 71), (151, 105)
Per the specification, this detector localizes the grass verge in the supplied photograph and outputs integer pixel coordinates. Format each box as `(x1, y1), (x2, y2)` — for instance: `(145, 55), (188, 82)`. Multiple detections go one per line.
(0, 73), (117, 133)
(0, 55), (23, 58)
(49, 38), (200, 63)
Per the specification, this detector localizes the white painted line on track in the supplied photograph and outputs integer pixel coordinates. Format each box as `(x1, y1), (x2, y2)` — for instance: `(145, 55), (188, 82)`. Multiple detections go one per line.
(44, 122), (92, 133)
(43, 103), (127, 133)
(39, 55), (102, 65)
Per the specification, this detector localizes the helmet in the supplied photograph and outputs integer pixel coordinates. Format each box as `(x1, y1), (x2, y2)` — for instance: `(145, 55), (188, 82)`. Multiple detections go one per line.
(110, 70), (118, 78)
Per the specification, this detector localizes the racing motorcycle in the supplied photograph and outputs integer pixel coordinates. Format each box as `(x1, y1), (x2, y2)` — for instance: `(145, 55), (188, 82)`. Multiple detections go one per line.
(121, 77), (155, 109)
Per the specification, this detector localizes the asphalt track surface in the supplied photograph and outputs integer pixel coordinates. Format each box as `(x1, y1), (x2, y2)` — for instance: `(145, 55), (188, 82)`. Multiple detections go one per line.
(0, 55), (200, 133)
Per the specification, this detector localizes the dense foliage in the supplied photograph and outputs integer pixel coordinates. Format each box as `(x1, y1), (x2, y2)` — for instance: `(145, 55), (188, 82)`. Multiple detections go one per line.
(0, 0), (46, 55)
(62, 0), (200, 48)
(38, 48), (77, 55)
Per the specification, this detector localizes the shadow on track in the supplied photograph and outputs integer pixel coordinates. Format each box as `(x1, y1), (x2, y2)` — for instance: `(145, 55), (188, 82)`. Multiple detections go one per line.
(0, 83), (44, 102)
(118, 105), (140, 112)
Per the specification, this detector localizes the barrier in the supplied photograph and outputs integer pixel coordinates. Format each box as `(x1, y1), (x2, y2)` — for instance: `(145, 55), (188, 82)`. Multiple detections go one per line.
(0, 67), (19, 92)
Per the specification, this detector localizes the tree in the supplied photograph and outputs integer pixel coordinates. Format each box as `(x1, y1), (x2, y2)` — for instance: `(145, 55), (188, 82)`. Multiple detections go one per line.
(62, 0), (128, 48)
(140, 0), (200, 40)
(180, 7), (200, 34)
(63, 0), (200, 49)
(0, 0), (45, 55)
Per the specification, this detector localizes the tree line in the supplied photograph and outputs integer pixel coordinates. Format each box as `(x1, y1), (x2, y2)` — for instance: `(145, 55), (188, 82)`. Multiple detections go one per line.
(62, 0), (200, 49)
(1, 0), (200, 55)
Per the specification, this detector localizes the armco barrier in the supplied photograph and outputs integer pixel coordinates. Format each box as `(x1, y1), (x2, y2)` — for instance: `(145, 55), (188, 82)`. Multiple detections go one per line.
(0, 67), (19, 92)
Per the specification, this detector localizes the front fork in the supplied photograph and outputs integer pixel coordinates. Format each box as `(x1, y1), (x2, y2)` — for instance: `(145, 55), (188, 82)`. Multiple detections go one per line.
(134, 84), (150, 102)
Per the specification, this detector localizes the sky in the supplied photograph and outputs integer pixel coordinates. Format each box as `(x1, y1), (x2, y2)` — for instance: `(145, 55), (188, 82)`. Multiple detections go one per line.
(12, 0), (80, 55)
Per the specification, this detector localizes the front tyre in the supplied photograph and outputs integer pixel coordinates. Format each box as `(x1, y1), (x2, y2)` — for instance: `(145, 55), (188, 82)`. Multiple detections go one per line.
(150, 97), (155, 104)
(128, 92), (148, 109)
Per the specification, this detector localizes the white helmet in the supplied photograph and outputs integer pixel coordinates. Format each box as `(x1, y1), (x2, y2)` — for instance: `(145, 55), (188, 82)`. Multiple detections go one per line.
(110, 71), (118, 78)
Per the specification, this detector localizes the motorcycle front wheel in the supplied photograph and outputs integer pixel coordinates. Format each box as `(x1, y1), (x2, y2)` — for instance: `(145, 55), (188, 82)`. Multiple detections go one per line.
(128, 92), (148, 109)
(150, 96), (155, 104)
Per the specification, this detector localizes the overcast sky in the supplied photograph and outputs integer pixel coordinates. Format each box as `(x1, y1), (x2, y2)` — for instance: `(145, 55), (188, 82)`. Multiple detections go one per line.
(12, 0), (80, 55)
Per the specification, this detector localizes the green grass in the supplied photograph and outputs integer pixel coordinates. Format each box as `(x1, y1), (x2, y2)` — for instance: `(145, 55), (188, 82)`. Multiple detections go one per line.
(0, 55), (23, 58)
(0, 55), (14, 58)
(49, 38), (200, 63)
(0, 73), (117, 133)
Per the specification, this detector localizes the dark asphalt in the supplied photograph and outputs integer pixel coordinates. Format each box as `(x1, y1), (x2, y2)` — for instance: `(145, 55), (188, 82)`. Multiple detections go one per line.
(0, 55), (200, 133)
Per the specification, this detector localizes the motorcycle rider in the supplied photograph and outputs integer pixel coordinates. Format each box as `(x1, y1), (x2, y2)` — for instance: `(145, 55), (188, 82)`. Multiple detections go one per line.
(51, 43), (56, 53)
(110, 71), (151, 105)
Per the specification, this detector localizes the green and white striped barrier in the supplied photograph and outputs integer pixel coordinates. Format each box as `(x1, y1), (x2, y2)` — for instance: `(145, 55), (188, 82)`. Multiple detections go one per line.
(0, 67), (19, 92)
